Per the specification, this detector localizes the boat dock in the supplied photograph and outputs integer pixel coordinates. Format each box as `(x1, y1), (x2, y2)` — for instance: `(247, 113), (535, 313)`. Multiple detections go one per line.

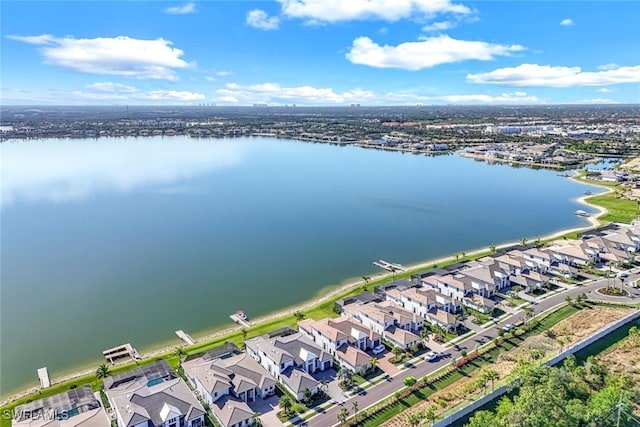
(373, 259), (408, 272)
(37, 367), (50, 389)
(230, 311), (250, 328)
(103, 343), (141, 363)
(175, 330), (196, 346)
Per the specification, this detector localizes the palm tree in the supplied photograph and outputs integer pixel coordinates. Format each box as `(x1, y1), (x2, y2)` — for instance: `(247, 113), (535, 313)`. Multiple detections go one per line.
(461, 252), (466, 260)
(352, 400), (359, 423)
(279, 395), (292, 416)
(406, 411), (423, 426)
(420, 327), (430, 346)
(96, 363), (110, 379)
(565, 295), (572, 306)
(293, 311), (305, 322)
(369, 357), (378, 374)
(391, 346), (403, 362)
(489, 244), (497, 253)
(523, 307), (533, 327)
(520, 237), (528, 246)
(460, 349), (468, 362)
(252, 412), (262, 426)
(484, 369), (499, 392)
(303, 387), (312, 405)
(337, 407), (349, 425)
(174, 346), (186, 358)
(425, 405), (437, 426)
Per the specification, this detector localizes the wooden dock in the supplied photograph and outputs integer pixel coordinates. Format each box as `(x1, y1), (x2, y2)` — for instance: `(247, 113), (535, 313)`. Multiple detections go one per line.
(372, 259), (408, 272)
(230, 313), (250, 328)
(37, 367), (50, 389)
(103, 343), (141, 363)
(175, 330), (196, 346)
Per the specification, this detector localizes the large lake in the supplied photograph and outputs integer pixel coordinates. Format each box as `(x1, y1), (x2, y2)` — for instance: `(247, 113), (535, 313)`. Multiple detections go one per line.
(1, 136), (600, 397)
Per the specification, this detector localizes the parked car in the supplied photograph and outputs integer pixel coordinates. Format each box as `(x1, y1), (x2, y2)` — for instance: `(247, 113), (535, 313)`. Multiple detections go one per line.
(502, 324), (514, 332)
(372, 344), (386, 355)
(424, 351), (439, 362)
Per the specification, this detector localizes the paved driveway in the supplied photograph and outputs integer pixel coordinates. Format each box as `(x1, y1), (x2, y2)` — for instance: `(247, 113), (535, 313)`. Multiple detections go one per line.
(313, 369), (347, 403)
(249, 395), (281, 426)
(375, 351), (401, 375)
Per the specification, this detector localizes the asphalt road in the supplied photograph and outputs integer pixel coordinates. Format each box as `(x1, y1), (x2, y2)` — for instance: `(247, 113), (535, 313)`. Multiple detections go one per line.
(304, 272), (640, 427)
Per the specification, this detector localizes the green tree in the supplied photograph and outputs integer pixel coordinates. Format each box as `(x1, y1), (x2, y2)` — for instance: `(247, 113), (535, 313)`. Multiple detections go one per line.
(406, 411), (423, 426)
(484, 369), (500, 392)
(466, 410), (496, 427)
(352, 400), (359, 423)
(279, 395), (292, 416)
(391, 346), (403, 362)
(96, 363), (110, 379)
(404, 376), (417, 387)
(489, 244), (497, 253)
(369, 357), (378, 374)
(302, 387), (312, 405)
(520, 237), (528, 246)
(460, 349), (468, 362)
(337, 407), (349, 425)
(425, 404), (437, 425)
(252, 412), (262, 426)
(565, 295), (573, 306)
(293, 311), (305, 322)
(174, 346), (186, 358)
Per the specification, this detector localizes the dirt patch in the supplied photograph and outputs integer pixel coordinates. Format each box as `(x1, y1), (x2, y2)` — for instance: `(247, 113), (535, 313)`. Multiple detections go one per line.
(597, 331), (640, 379)
(380, 306), (632, 427)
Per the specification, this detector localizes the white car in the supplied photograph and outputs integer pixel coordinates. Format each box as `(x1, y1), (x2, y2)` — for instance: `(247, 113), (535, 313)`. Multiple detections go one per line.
(372, 344), (386, 355)
(503, 324), (514, 332)
(424, 351), (439, 362)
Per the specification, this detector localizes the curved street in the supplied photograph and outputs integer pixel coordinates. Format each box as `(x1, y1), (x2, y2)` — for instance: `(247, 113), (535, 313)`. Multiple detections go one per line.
(302, 271), (640, 427)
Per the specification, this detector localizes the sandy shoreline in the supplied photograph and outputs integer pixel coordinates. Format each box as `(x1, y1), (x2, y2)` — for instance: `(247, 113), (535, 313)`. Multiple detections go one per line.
(0, 175), (614, 408)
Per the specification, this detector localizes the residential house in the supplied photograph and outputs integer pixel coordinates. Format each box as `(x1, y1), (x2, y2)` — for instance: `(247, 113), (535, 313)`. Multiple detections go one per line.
(462, 294), (496, 314)
(104, 360), (206, 427)
(245, 332), (332, 401)
(383, 326), (421, 351)
(182, 351), (277, 427)
(13, 386), (111, 427)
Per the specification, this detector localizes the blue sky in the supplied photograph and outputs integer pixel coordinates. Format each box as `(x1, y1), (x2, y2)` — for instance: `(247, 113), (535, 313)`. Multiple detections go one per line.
(2, 0), (639, 106)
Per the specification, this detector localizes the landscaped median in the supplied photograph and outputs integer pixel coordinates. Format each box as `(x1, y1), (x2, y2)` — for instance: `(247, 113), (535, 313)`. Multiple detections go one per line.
(335, 301), (637, 427)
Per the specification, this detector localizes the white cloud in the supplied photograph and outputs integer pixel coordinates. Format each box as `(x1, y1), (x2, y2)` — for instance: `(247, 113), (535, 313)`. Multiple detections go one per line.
(596, 87), (612, 93)
(346, 35), (525, 70)
(575, 98), (619, 104)
(71, 82), (205, 102)
(215, 82), (375, 105)
(7, 34), (192, 81)
(216, 70), (233, 77)
(246, 9), (280, 30)
(467, 63), (640, 87)
(205, 76), (217, 82)
(422, 20), (456, 32)
(598, 63), (620, 71)
(278, 0), (471, 23)
(559, 18), (574, 26)
(164, 3), (196, 14)
(440, 91), (540, 104)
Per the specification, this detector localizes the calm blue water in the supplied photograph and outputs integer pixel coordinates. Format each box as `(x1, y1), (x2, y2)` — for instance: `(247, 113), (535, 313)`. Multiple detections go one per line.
(0, 136), (601, 397)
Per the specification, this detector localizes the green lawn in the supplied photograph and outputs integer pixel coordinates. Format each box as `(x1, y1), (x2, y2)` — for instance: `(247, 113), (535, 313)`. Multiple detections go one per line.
(586, 192), (638, 224)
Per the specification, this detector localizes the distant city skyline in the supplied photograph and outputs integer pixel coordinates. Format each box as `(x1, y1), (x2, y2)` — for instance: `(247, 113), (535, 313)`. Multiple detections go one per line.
(2, 0), (639, 106)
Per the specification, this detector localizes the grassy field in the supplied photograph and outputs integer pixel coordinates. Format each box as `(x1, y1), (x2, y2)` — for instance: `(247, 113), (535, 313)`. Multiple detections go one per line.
(586, 192), (639, 224)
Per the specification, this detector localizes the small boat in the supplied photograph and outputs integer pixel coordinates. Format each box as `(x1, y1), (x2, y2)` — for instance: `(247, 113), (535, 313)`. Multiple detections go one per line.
(236, 310), (247, 321)
(575, 210), (591, 217)
(584, 191), (594, 195)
